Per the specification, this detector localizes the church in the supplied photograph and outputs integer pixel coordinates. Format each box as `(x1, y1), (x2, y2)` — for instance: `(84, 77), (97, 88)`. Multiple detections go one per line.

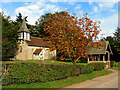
(14, 18), (56, 60)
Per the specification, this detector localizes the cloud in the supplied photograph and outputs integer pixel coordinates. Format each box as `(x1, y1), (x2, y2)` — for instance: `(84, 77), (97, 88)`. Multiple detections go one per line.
(98, 2), (117, 10)
(74, 5), (81, 11)
(27, 5), (40, 10)
(50, 0), (58, 2)
(15, 2), (64, 25)
(25, 2), (29, 5)
(99, 13), (118, 37)
(90, 2), (117, 15)
(77, 11), (83, 18)
(68, 2), (76, 5)
(89, 0), (93, 5)
(0, 8), (2, 12)
(93, 6), (98, 12)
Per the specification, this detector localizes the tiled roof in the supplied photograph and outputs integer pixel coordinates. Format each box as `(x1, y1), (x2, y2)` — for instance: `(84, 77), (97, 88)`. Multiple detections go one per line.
(85, 41), (112, 55)
(18, 18), (30, 33)
(33, 49), (43, 54)
(25, 37), (49, 47)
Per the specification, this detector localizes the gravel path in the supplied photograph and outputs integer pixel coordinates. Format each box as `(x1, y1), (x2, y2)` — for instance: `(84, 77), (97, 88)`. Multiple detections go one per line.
(63, 70), (118, 88)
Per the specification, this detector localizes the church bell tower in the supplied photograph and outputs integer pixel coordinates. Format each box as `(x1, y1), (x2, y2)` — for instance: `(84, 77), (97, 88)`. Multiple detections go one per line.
(17, 18), (30, 41)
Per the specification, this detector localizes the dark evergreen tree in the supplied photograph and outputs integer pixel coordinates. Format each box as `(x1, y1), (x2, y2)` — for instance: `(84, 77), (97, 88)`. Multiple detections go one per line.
(105, 27), (120, 62)
(113, 27), (120, 61)
(1, 12), (18, 60)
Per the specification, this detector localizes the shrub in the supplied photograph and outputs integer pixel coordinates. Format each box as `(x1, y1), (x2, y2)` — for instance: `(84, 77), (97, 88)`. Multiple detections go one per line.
(88, 63), (106, 71)
(110, 61), (115, 67)
(113, 61), (118, 67)
(70, 65), (82, 76)
(118, 62), (120, 70)
(80, 65), (94, 74)
(2, 62), (94, 86)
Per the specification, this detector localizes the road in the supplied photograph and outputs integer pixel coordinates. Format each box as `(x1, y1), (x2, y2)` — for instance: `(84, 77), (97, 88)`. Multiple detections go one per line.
(64, 70), (118, 88)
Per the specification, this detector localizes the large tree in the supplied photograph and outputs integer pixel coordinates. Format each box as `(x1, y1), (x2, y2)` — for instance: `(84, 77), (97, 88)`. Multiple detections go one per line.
(113, 27), (120, 61)
(105, 27), (120, 62)
(43, 11), (102, 64)
(14, 12), (37, 37)
(2, 12), (18, 60)
(35, 13), (53, 38)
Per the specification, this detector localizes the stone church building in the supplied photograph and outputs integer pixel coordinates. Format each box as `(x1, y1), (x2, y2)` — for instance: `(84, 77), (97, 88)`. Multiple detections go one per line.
(15, 18), (56, 60)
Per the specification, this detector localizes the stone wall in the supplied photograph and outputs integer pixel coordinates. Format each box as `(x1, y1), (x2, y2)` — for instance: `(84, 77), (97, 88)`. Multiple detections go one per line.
(15, 41), (56, 60)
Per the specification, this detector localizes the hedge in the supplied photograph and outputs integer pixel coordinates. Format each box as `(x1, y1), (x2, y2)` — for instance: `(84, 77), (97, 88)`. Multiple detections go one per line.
(88, 63), (106, 71)
(2, 62), (106, 86)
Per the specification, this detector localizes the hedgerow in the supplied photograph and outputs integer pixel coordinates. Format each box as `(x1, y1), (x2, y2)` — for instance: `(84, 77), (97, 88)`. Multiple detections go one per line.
(2, 62), (105, 86)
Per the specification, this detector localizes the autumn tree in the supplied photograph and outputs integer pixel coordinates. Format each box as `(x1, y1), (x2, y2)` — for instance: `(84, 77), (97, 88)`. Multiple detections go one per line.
(44, 11), (102, 64)
(35, 12), (68, 38)
(35, 13), (53, 38)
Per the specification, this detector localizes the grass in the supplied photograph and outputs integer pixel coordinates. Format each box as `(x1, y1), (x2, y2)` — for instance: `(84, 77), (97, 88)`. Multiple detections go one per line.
(3, 69), (112, 88)
(3, 59), (88, 65)
(45, 59), (87, 65)
(110, 67), (119, 70)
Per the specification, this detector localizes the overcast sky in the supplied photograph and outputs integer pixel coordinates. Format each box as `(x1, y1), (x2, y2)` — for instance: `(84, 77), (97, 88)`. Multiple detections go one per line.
(1, 0), (119, 38)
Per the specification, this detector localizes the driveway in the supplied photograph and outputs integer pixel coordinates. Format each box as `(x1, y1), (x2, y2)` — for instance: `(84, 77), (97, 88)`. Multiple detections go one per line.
(64, 70), (118, 88)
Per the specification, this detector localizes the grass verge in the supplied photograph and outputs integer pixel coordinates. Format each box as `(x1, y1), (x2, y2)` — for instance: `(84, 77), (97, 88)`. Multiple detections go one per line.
(3, 69), (112, 88)
(110, 67), (119, 70)
(4, 59), (87, 65)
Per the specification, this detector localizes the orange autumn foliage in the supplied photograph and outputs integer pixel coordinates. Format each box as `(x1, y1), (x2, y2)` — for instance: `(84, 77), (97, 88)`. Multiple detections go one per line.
(44, 11), (102, 64)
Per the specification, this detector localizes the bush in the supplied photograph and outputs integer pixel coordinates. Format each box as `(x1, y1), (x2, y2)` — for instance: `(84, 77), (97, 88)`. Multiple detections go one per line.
(118, 62), (120, 70)
(113, 61), (118, 67)
(2, 62), (94, 86)
(110, 61), (115, 67)
(88, 63), (106, 71)
(80, 65), (94, 74)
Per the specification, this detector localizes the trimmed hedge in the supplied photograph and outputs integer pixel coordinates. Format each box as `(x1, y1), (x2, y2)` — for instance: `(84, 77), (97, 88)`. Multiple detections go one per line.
(2, 62), (106, 86)
(2, 62), (94, 86)
(88, 63), (106, 71)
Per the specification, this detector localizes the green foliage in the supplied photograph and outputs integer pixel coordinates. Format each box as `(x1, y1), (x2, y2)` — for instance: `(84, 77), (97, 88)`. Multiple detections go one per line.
(2, 62), (94, 86)
(105, 27), (120, 62)
(88, 63), (106, 71)
(1, 12), (18, 60)
(110, 61), (119, 67)
(35, 13), (52, 37)
(3, 69), (112, 88)
(110, 61), (115, 67)
(80, 65), (94, 74)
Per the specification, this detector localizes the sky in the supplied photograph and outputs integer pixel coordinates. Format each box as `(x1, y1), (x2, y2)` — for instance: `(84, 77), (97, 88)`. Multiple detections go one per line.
(1, 0), (119, 39)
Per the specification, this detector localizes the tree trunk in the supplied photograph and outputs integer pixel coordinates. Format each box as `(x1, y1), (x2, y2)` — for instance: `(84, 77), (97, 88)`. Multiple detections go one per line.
(73, 61), (76, 64)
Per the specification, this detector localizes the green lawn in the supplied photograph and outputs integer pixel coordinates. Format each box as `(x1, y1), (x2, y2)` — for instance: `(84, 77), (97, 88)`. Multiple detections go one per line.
(110, 67), (120, 70)
(44, 59), (87, 65)
(5, 59), (87, 65)
(3, 69), (112, 88)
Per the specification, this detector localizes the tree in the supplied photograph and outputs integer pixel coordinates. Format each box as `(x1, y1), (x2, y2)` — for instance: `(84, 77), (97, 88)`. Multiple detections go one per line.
(43, 11), (102, 64)
(35, 13), (53, 38)
(114, 27), (120, 41)
(105, 27), (120, 62)
(14, 12), (37, 37)
(1, 12), (18, 60)
(14, 13), (28, 27)
(113, 27), (120, 61)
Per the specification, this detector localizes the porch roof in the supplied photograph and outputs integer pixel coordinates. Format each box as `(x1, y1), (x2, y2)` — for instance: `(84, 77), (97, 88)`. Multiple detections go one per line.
(33, 49), (43, 54)
(85, 41), (112, 55)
